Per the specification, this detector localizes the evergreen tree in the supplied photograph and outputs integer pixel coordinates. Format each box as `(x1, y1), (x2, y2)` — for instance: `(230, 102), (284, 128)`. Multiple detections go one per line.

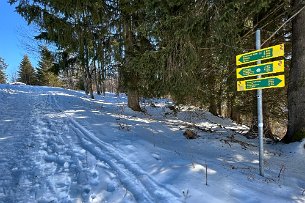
(18, 55), (36, 85)
(0, 57), (7, 84)
(9, 0), (296, 139)
(9, 0), (109, 99)
(37, 47), (61, 86)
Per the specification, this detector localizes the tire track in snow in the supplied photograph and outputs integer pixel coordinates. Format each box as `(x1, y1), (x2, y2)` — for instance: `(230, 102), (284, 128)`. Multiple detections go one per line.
(50, 93), (181, 203)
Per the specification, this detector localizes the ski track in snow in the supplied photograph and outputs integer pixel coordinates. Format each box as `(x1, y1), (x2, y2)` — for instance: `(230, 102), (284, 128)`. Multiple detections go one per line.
(49, 91), (181, 202)
(1, 85), (304, 203)
(1, 86), (139, 203)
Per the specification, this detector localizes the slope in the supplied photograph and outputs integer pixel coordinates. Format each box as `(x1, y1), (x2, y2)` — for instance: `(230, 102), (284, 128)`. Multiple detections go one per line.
(0, 84), (304, 203)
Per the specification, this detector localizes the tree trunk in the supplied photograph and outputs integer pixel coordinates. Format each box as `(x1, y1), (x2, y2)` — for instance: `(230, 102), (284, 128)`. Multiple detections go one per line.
(127, 89), (142, 111)
(122, 8), (141, 111)
(101, 62), (106, 96)
(283, 0), (305, 142)
(95, 62), (101, 95)
(229, 95), (241, 124)
(263, 103), (275, 139)
(208, 71), (218, 115)
(209, 97), (218, 115)
(84, 39), (94, 99)
(246, 92), (258, 138)
(83, 74), (89, 95)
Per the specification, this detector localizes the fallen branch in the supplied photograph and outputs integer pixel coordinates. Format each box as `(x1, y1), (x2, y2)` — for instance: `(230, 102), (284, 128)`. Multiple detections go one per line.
(278, 164), (285, 179)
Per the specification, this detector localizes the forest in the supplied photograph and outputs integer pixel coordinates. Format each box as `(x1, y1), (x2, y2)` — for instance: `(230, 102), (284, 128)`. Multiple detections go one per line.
(4, 0), (305, 143)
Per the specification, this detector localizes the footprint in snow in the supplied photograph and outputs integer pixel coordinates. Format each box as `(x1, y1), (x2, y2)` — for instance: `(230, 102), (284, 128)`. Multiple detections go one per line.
(82, 185), (91, 199)
(89, 170), (99, 186)
(106, 182), (116, 192)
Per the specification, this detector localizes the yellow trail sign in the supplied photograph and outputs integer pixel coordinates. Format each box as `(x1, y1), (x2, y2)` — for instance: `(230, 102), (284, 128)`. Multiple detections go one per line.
(237, 75), (285, 91)
(236, 44), (284, 66)
(236, 60), (284, 79)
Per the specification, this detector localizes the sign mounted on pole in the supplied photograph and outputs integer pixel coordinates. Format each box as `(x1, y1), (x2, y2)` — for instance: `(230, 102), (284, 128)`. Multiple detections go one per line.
(236, 60), (284, 78)
(236, 44), (284, 66)
(237, 75), (285, 91)
(235, 34), (285, 177)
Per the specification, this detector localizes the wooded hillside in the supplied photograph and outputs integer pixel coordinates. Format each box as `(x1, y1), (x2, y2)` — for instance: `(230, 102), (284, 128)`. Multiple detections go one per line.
(9, 0), (305, 142)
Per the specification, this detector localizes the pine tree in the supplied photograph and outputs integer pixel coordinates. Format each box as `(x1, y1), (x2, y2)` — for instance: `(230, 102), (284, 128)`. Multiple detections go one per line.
(36, 47), (61, 86)
(0, 57), (7, 84)
(18, 55), (36, 85)
(8, 0), (294, 139)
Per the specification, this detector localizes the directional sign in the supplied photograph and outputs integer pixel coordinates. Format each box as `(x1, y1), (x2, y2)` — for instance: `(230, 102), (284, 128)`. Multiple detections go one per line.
(237, 75), (285, 91)
(236, 60), (284, 78)
(236, 44), (284, 66)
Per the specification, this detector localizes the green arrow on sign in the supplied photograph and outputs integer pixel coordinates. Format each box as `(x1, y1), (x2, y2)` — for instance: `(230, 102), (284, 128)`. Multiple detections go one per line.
(236, 60), (284, 78)
(236, 44), (284, 65)
(237, 75), (285, 91)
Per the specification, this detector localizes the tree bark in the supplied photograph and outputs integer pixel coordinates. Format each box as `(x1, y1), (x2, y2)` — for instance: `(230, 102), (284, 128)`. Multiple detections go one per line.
(263, 103), (275, 139)
(95, 61), (101, 95)
(229, 95), (241, 124)
(127, 89), (142, 111)
(283, 0), (305, 142)
(84, 39), (94, 99)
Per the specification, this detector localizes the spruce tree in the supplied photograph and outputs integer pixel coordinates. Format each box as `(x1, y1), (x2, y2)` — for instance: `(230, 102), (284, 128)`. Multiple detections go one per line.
(0, 57), (7, 84)
(36, 47), (61, 86)
(18, 55), (36, 85)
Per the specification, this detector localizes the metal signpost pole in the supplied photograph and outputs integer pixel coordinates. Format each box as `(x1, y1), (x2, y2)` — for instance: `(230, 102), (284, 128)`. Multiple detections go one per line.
(256, 29), (264, 176)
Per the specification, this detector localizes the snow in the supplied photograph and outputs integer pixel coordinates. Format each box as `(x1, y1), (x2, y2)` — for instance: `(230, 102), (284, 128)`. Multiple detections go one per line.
(0, 84), (304, 203)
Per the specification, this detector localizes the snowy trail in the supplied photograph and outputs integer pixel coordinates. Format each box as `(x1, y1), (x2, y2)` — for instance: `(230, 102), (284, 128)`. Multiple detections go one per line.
(50, 91), (181, 202)
(31, 90), (138, 202)
(1, 84), (304, 203)
(0, 86), (49, 202)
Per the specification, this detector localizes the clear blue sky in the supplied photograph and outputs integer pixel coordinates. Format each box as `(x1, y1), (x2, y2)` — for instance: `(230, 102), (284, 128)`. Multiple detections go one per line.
(0, 1), (38, 81)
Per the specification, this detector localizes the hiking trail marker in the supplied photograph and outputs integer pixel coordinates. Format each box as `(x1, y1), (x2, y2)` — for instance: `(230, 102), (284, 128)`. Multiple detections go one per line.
(235, 30), (285, 177)
(237, 75), (285, 91)
(236, 60), (284, 79)
(236, 44), (284, 66)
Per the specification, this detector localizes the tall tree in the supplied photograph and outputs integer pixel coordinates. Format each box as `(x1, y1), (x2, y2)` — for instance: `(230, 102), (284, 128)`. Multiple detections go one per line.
(36, 46), (61, 86)
(9, 0), (110, 99)
(0, 56), (7, 84)
(18, 55), (36, 85)
(283, 0), (305, 142)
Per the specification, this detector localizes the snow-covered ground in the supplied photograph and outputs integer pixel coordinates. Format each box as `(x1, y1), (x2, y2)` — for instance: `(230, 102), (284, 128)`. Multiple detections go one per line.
(0, 84), (304, 203)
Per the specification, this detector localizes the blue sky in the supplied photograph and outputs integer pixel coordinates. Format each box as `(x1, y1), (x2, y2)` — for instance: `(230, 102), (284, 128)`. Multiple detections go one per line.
(0, 1), (38, 81)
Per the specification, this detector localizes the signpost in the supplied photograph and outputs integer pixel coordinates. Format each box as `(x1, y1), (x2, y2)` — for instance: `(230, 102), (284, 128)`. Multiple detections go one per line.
(236, 60), (284, 78)
(236, 44), (284, 66)
(235, 30), (285, 177)
(237, 75), (285, 91)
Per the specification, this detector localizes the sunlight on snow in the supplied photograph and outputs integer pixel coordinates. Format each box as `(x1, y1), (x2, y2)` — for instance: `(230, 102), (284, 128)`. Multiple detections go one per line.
(251, 160), (259, 164)
(89, 193), (104, 203)
(2, 119), (13, 122)
(0, 136), (13, 141)
(50, 92), (76, 97)
(233, 154), (245, 162)
(110, 114), (154, 124)
(190, 163), (217, 175)
(64, 109), (85, 114)
(79, 97), (121, 106)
